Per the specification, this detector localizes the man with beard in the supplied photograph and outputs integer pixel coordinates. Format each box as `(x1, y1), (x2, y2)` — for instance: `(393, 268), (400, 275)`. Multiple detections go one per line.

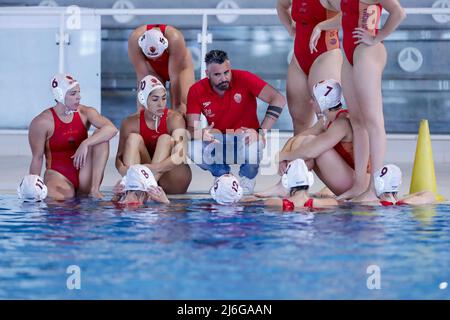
(186, 50), (286, 194)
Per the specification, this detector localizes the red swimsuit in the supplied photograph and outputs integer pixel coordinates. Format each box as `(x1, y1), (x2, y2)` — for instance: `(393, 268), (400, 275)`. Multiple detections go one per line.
(46, 108), (88, 190)
(341, 0), (382, 65)
(291, 0), (340, 75)
(139, 109), (169, 158)
(145, 24), (170, 83)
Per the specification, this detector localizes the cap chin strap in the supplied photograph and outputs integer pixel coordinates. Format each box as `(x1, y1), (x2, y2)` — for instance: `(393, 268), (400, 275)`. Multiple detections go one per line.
(58, 102), (77, 116)
(152, 113), (162, 133)
(64, 107), (77, 115)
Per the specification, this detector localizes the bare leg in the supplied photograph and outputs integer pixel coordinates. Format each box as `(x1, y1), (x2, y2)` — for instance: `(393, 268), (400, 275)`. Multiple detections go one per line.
(78, 130), (110, 199)
(150, 134), (174, 180)
(335, 56), (370, 200)
(158, 165), (192, 194)
(313, 148), (355, 196)
(122, 133), (152, 166)
(351, 43), (387, 202)
(44, 169), (76, 200)
(287, 56), (315, 134)
(150, 134), (192, 194)
(292, 134), (354, 196)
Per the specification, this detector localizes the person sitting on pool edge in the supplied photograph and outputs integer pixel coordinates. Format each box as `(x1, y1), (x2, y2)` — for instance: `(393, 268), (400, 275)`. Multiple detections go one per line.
(112, 164), (169, 205)
(115, 75), (191, 194)
(264, 159), (339, 210)
(26, 74), (118, 200)
(370, 164), (436, 206)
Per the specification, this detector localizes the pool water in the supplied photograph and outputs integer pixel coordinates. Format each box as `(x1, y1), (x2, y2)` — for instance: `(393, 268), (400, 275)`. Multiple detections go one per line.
(0, 194), (449, 299)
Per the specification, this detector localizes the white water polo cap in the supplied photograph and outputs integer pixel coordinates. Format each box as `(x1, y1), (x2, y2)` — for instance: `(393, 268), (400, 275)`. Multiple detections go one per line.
(138, 28), (169, 59)
(210, 174), (243, 205)
(137, 75), (166, 109)
(313, 79), (342, 112)
(122, 164), (157, 192)
(282, 159), (314, 190)
(17, 175), (48, 202)
(51, 73), (79, 105)
(374, 164), (402, 197)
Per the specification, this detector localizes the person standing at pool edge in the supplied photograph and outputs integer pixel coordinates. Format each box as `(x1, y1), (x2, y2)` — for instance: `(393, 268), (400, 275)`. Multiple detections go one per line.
(277, 0), (342, 134)
(186, 50), (286, 194)
(27, 74), (118, 200)
(128, 24), (195, 115)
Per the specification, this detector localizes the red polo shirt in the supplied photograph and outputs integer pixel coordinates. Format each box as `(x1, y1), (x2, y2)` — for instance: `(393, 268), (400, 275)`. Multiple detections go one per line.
(186, 69), (267, 133)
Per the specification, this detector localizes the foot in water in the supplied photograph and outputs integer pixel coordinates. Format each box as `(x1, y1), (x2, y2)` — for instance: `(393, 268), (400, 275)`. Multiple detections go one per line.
(254, 180), (289, 198)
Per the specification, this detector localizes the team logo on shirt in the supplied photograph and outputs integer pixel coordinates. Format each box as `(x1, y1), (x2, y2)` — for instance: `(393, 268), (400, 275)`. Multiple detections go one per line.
(204, 108), (214, 117)
(202, 101), (215, 117)
(234, 93), (242, 103)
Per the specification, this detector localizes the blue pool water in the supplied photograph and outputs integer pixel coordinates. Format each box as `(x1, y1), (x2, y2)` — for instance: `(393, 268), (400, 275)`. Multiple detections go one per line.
(0, 194), (449, 299)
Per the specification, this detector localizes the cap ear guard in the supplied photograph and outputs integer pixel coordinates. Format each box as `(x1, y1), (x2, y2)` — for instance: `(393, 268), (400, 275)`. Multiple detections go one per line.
(210, 180), (218, 199)
(281, 159), (314, 190)
(281, 173), (289, 190)
(137, 81), (147, 108)
(306, 171), (314, 187)
(374, 174), (385, 197)
(17, 175), (48, 202)
(51, 79), (64, 103)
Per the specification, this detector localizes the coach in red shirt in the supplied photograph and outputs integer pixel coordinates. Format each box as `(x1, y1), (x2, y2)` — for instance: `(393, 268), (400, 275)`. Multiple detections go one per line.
(186, 50), (286, 194)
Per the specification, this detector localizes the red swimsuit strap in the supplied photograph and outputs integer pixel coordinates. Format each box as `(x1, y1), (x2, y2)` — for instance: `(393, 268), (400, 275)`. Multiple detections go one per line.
(380, 200), (394, 206)
(282, 199), (295, 211)
(304, 198), (314, 208)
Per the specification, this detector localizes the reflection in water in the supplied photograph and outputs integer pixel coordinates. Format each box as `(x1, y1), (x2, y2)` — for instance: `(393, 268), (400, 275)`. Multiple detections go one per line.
(0, 194), (449, 299)
(411, 205), (437, 225)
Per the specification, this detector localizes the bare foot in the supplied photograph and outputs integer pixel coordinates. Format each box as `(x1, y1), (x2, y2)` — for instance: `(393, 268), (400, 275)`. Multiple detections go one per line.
(312, 186), (335, 198)
(336, 184), (367, 201)
(89, 190), (104, 199)
(254, 180), (289, 198)
(350, 189), (379, 203)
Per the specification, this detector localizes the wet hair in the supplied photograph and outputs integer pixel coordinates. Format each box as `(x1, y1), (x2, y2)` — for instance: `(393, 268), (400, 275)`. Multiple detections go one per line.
(290, 185), (309, 196)
(205, 50), (229, 65)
